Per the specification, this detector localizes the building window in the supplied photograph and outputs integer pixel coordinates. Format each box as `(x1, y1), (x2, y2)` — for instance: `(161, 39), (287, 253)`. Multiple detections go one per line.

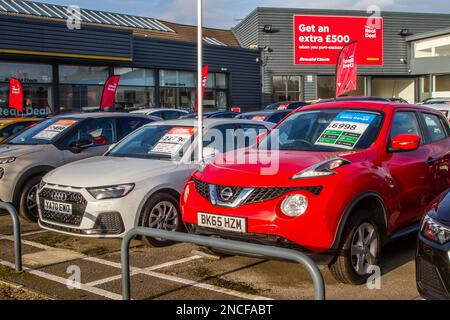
(273, 76), (303, 102)
(0, 62), (53, 116)
(204, 73), (228, 110)
(59, 65), (109, 113)
(435, 74), (450, 92)
(159, 70), (196, 110)
(372, 78), (415, 103)
(114, 68), (155, 111)
(413, 34), (450, 58)
(419, 76), (431, 102)
(317, 76), (365, 99)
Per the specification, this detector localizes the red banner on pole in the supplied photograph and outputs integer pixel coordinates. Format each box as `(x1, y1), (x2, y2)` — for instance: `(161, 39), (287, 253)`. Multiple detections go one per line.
(196, 65), (209, 111)
(100, 75), (121, 111)
(9, 78), (23, 113)
(335, 41), (358, 98)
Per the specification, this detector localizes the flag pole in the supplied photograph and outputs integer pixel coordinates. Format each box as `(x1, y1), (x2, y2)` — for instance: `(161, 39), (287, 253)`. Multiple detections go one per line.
(197, 0), (204, 162)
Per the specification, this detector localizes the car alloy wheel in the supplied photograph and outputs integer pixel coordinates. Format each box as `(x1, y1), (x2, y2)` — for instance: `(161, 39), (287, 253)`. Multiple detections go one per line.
(25, 183), (40, 219)
(147, 200), (179, 235)
(350, 222), (379, 276)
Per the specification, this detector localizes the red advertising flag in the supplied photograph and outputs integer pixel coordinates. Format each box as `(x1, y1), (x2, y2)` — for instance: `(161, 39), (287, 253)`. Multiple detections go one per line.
(196, 65), (209, 111)
(100, 75), (121, 110)
(335, 41), (358, 98)
(9, 78), (23, 113)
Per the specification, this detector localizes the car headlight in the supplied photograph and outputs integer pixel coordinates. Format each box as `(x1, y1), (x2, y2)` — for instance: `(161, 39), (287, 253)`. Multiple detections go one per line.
(281, 194), (308, 217)
(421, 215), (450, 245)
(0, 157), (16, 164)
(291, 158), (351, 179)
(87, 184), (135, 200)
(183, 183), (190, 203)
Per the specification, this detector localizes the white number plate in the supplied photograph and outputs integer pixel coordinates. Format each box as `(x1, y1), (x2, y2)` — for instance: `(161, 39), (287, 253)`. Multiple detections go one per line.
(44, 200), (73, 215)
(197, 212), (246, 233)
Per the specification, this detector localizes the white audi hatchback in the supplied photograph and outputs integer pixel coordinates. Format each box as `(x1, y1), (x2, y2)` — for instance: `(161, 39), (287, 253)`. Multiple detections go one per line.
(38, 118), (273, 247)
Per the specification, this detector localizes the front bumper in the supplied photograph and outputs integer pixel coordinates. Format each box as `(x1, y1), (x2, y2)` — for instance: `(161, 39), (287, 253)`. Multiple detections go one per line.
(37, 184), (139, 238)
(416, 234), (450, 300)
(180, 179), (340, 259)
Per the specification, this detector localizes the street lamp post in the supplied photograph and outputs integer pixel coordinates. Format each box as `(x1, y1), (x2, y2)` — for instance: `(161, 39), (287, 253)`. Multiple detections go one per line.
(197, 0), (203, 162)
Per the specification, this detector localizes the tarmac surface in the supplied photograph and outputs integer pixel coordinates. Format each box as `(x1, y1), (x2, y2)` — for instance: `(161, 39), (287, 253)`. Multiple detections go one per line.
(0, 214), (421, 300)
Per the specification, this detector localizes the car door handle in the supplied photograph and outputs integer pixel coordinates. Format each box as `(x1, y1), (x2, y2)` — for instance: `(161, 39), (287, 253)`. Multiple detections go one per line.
(427, 158), (437, 165)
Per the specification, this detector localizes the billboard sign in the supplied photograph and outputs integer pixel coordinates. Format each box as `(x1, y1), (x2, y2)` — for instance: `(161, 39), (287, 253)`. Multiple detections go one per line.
(293, 15), (383, 66)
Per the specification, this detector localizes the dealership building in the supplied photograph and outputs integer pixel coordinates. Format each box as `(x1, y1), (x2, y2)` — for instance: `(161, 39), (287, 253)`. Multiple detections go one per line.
(0, 1), (449, 114)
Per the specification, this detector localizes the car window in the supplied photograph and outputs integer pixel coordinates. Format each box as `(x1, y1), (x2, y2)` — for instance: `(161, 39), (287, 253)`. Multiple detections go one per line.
(61, 118), (116, 148)
(0, 123), (28, 139)
(420, 113), (448, 142)
(150, 111), (163, 118)
(390, 112), (422, 141)
(239, 124), (269, 148)
(268, 112), (289, 123)
(162, 110), (184, 120)
(118, 117), (150, 140)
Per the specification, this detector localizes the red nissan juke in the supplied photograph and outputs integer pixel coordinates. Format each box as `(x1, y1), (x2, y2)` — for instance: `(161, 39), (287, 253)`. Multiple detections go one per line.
(180, 101), (450, 284)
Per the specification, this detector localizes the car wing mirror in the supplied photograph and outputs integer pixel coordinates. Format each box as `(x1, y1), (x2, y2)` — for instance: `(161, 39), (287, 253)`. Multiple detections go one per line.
(390, 134), (421, 152)
(71, 139), (94, 153)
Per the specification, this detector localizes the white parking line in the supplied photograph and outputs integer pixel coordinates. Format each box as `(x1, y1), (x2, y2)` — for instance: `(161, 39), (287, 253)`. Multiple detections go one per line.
(85, 255), (202, 287)
(0, 233), (272, 300)
(0, 259), (122, 300)
(21, 230), (49, 237)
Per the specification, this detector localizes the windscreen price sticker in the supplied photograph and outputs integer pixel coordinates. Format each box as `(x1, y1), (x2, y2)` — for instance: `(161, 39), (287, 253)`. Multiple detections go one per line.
(151, 127), (196, 155)
(33, 119), (78, 140)
(315, 112), (376, 149)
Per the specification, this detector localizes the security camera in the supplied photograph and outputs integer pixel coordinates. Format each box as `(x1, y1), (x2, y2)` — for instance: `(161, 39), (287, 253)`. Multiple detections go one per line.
(400, 58), (407, 64)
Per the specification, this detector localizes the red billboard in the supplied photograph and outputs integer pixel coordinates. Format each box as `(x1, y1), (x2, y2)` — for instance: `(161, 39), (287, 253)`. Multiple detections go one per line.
(293, 15), (383, 66)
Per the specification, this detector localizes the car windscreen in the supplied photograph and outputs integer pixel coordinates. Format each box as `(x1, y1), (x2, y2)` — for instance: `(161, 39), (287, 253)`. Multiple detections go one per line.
(259, 109), (383, 152)
(5, 118), (79, 145)
(108, 125), (196, 160)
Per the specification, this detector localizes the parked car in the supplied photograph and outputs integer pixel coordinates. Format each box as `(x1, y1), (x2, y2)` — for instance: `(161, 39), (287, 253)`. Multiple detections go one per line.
(420, 102), (450, 121)
(235, 110), (291, 124)
(422, 98), (450, 105)
(130, 108), (188, 120)
(181, 101), (450, 285)
(182, 111), (240, 119)
(264, 101), (309, 110)
(0, 118), (42, 142)
(37, 119), (274, 246)
(0, 113), (159, 221)
(416, 189), (450, 300)
(317, 96), (390, 104)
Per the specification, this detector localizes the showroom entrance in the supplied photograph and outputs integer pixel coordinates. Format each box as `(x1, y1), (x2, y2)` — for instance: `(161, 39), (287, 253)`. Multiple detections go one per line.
(371, 78), (416, 103)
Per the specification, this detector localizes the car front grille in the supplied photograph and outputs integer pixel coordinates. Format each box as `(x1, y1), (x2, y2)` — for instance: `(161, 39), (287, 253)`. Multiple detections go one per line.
(193, 178), (322, 206)
(38, 188), (87, 226)
(416, 257), (447, 296)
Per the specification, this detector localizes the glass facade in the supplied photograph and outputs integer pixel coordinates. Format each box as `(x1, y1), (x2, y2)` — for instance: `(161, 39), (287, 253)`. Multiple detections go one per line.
(317, 76), (365, 99)
(59, 65), (109, 113)
(0, 61), (230, 114)
(0, 62), (53, 116)
(114, 68), (155, 111)
(413, 34), (450, 58)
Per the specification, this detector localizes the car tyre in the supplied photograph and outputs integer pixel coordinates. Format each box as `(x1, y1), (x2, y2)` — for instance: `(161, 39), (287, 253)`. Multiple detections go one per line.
(19, 175), (43, 222)
(140, 192), (184, 248)
(328, 209), (382, 285)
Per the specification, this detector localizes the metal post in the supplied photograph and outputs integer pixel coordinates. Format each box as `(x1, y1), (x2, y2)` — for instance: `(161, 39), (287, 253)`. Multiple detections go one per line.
(121, 227), (325, 300)
(197, 0), (204, 162)
(0, 202), (22, 272)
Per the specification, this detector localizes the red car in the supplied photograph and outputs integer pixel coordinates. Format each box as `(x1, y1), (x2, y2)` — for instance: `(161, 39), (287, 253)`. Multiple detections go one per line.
(180, 101), (450, 284)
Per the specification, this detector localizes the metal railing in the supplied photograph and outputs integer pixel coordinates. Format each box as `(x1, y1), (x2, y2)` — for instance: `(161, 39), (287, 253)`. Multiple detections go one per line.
(121, 227), (325, 300)
(0, 202), (22, 272)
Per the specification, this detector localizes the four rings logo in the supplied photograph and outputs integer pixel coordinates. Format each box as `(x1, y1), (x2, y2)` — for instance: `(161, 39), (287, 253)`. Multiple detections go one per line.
(52, 191), (68, 202)
(219, 187), (234, 202)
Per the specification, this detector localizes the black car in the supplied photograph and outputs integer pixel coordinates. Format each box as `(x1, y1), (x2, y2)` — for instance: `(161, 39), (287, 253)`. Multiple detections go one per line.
(416, 189), (450, 300)
(182, 111), (240, 119)
(264, 101), (309, 110)
(235, 110), (291, 123)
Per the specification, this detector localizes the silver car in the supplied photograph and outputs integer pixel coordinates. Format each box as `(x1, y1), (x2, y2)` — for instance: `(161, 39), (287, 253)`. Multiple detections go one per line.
(0, 112), (159, 221)
(38, 119), (274, 247)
